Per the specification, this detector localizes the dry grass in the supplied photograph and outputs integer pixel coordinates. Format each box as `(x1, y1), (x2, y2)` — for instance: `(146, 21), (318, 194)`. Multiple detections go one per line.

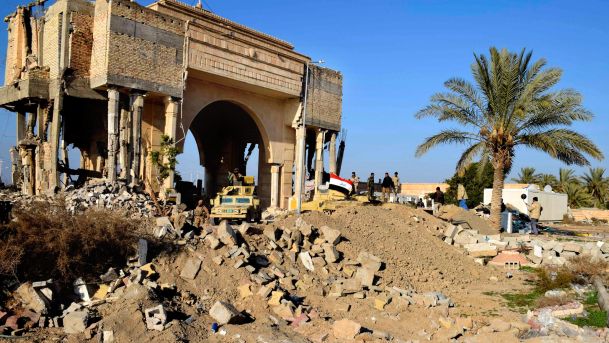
(536, 295), (573, 308)
(536, 266), (574, 292)
(567, 254), (609, 283)
(0, 200), (146, 285)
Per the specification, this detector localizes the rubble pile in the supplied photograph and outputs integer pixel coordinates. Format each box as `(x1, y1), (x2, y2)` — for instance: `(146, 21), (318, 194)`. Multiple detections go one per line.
(442, 223), (609, 267)
(63, 181), (155, 216)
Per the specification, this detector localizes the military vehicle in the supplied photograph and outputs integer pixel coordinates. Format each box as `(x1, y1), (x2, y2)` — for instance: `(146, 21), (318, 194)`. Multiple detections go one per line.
(210, 175), (261, 224)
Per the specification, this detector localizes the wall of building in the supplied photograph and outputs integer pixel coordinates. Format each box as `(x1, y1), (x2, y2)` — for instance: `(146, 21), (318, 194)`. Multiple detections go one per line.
(91, 0), (185, 97)
(305, 65), (343, 131)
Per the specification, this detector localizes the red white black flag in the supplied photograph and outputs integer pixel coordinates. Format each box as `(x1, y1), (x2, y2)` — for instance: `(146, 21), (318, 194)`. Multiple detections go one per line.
(329, 173), (353, 195)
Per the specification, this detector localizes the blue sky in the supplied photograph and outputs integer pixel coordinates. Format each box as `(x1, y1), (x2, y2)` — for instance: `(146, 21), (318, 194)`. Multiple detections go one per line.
(1, 0), (608, 184)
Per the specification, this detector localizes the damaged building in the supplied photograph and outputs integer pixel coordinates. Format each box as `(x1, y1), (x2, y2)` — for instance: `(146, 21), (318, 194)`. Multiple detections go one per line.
(0, 0), (342, 208)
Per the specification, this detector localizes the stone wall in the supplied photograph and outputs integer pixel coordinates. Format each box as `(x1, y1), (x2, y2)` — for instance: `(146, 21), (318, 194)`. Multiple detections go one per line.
(305, 65), (342, 131)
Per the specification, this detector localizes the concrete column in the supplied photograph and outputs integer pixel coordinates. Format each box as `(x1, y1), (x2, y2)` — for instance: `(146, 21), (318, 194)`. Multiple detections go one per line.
(107, 88), (120, 183)
(131, 93), (144, 182)
(119, 108), (130, 179)
(26, 111), (36, 138)
(16, 112), (26, 143)
(48, 96), (62, 192)
(329, 131), (337, 174)
(293, 126), (306, 210)
(162, 96), (179, 191)
(270, 164), (280, 208)
(60, 118), (69, 187)
(314, 129), (325, 191)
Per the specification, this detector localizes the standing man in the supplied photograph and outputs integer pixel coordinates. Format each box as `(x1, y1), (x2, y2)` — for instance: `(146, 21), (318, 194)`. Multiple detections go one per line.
(391, 172), (401, 203)
(432, 186), (445, 216)
(367, 172), (376, 201)
(381, 172), (394, 203)
(193, 199), (209, 228)
(350, 172), (360, 195)
(228, 168), (243, 186)
(527, 197), (542, 235)
(457, 183), (468, 209)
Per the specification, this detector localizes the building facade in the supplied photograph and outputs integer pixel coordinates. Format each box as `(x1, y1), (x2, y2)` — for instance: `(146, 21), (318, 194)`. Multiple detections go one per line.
(0, 0), (343, 208)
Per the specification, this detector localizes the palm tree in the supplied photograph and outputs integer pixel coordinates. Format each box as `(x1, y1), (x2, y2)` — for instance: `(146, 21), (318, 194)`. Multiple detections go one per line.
(563, 182), (593, 208)
(415, 47), (604, 230)
(581, 167), (609, 208)
(511, 167), (540, 184)
(539, 173), (558, 189)
(556, 168), (579, 192)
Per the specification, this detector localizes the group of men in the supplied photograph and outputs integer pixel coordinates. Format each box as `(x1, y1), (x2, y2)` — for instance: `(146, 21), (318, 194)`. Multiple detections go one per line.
(350, 171), (401, 202)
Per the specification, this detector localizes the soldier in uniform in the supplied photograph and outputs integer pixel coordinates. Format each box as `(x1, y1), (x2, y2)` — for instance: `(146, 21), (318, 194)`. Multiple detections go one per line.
(193, 199), (209, 228)
(391, 171), (400, 203)
(227, 168), (243, 186)
(367, 172), (375, 201)
(350, 172), (360, 195)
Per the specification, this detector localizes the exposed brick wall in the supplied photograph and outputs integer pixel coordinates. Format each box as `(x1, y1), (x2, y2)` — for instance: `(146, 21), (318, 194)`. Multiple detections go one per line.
(107, 32), (183, 90)
(305, 66), (342, 131)
(42, 10), (61, 79)
(4, 18), (18, 84)
(112, 0), (183, 36)
(69, 12), (93, 78)
(90, 0), (109, 82)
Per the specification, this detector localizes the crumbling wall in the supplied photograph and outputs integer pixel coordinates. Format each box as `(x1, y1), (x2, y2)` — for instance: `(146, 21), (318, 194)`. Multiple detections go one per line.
(42, 6), (62, 79)
(68, 12), (93, 78)
(90, 0), (185, 97)
(305, 66), (342, 131)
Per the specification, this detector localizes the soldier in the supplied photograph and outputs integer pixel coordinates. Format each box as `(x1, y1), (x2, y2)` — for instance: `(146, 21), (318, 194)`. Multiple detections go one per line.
(227, 168), (243, 186)
(350, 172), (360, 195)
(367, 172), (375, 201)
(391, 171), (400, 203)
(432, 186), (445, 216)
(193, 199), (209, 228)
(381, 172), (394, 203)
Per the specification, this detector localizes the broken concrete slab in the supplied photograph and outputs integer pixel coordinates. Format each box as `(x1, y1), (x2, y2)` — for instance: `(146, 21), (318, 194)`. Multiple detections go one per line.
(320, 226), (341, 245)
(463, 243), (498, 257)
(355, 267), (375, 287)
(217, 221), (238, 246)
(357, 252), (382, 271)
(209, 301), (243, 325)
(563, 243), (583, 254)
(332, 318), (362, 339)
(15, 282), (50, 314)
(299, 251), (315, 271)
(180, 258), (202, 280)
(63, 310), (89, 334)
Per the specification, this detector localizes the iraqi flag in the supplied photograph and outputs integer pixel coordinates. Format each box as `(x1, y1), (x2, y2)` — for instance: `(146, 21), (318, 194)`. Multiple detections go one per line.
(329, 173), (353, 195)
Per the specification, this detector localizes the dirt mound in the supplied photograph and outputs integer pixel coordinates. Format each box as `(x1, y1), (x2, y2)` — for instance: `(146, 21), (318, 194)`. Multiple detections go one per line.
(274, 204), (491, 294)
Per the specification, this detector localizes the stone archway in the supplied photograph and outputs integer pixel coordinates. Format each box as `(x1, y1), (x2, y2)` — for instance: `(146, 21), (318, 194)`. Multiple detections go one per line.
(188, 100), (272, 206)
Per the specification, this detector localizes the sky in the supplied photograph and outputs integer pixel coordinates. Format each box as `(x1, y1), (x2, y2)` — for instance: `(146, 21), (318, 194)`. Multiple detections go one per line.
(0, 0), (608, 185)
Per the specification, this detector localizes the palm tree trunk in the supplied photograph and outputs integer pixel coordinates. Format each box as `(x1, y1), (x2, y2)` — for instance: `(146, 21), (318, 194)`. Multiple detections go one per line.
(490, 159), (505, 231)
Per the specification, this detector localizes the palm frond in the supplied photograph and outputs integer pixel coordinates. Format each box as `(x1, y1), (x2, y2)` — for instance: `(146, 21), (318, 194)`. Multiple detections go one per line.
(517, 129), (604, 166)
(415, 130), (480, 157)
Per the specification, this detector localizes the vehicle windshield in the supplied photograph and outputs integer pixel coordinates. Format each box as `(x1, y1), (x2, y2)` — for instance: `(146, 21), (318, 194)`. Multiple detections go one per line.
(235, 197), (251, 204)
(220, 197), (250, 205)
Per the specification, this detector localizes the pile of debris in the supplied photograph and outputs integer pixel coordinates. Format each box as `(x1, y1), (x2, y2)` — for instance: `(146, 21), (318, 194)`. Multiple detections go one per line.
(63, 180), (155, 216)
(441, 223), (609, 267)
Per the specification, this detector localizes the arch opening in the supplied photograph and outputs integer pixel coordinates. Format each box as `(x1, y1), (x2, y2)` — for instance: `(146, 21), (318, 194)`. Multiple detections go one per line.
(183, 101), (269, 206)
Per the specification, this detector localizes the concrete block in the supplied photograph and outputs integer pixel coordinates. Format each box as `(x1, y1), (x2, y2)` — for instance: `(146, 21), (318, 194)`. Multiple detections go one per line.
(320, 226), (341, 245)
(323, 244), (340, 263)
(63, 310), (89, 334)
(144, 305), (167, 331)
(73, 278), (93, 302)
(209, 301), (242, 325)
(443, 225), (460, 238)
(205, 235), (221, 249)
(263, 227), (279, 242)
(332, 319), (361, 339)
(464, 243), (498, 257)
(355, 267), (375, 287)
(563, 243), (582, 254)
(180, 258), (201, 280)
(553, 244), (564, 254)
(533, 245), (543, 258)
(238, 284), (253, 299)
(217, 221), (237, 246)
(138, 239), (148, 266)
(15, 282), (50, 314)
(272, 303), (295, 321)
(299, 252), (315, 271)
(357, 252), (382, 271)
(601, 243), (609, 254)
(268, 291), (285, 306)
(454, 232), (478, 245)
